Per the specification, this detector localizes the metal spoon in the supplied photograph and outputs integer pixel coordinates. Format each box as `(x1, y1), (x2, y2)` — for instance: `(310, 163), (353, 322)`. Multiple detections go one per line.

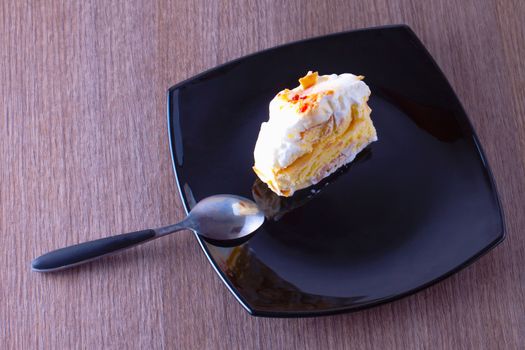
(31, 195), (264, 273)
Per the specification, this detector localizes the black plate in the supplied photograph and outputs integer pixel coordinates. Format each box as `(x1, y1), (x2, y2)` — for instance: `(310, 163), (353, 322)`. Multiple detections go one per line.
(167, 25), (504, 317)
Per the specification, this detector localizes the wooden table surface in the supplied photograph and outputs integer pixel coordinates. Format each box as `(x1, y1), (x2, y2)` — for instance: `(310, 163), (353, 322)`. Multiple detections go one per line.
(2, 0), (524, 349)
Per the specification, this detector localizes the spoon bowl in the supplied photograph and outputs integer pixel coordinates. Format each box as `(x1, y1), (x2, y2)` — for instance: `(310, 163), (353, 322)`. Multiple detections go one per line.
(188, 195), (264, 241)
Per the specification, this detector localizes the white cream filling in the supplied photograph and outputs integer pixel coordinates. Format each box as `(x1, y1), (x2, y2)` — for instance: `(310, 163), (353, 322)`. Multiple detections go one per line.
(254, 73), (371, 172)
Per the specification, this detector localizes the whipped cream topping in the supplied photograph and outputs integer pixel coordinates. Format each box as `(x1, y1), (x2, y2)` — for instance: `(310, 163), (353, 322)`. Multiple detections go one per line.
(254, 72), (371, 171)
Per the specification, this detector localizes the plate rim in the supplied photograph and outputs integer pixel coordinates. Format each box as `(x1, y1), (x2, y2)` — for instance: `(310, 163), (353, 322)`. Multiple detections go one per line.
(166, 24), (506, 318)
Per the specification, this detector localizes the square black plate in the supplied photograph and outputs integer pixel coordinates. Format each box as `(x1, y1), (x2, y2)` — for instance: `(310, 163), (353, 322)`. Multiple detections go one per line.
(167, 25), (504, 317)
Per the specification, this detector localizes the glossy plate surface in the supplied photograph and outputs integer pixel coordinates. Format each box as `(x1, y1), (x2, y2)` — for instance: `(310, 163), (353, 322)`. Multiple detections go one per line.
(167, 25), (504, 317)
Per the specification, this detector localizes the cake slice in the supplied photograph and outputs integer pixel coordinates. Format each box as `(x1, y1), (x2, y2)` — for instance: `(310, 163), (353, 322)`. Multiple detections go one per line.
(253, 71), (377, 197)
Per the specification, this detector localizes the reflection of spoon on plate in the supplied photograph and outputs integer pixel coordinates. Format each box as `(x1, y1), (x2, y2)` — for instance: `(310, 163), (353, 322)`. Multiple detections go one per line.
(31, 195), (264, 272)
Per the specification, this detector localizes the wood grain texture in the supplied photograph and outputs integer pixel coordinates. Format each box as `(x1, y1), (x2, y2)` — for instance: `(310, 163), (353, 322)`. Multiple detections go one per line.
(1, 0), (524, 349)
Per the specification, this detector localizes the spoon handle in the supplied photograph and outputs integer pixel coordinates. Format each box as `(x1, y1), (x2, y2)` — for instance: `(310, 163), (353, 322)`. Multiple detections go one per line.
(31, 229), (158, 272)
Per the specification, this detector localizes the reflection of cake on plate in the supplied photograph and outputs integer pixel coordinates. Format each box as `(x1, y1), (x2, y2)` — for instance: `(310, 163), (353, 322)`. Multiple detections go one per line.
(253, 71), (378, 197)
(252, 147), (370, 221)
